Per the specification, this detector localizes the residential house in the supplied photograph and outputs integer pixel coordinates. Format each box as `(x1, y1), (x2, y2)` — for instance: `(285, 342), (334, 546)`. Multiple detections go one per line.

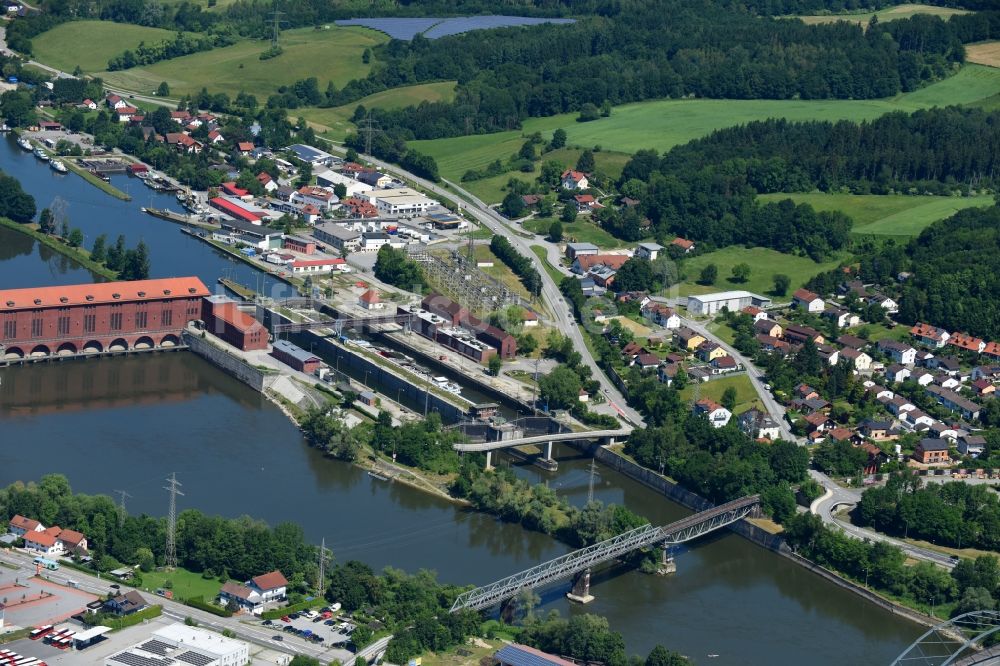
(822, 306), (860, 329)
(81, 98), (97, 110)
(948, 332), (986, 355)
(697, 341), (728, 362)
(633, 353), (661, 371)
(657, 363), (680, 386)
(754, 319), (782, 338)
(711, 355), (739, 373)
(926, 386), (982, 420)
(886, 395), (916, 416)
(561, 170), (589, 190)
(901, 408), (935, 430)
(972, 365), (1000, 381)
(634, 242), (663, 261)
(837, 334), (868, 350)
(573, 194), (602, 213)
(56, 529), (87, 554)
(859, 419), (898, 441)
(792, 288), (824, 313)
(840, 347), (872, 372)
(219, 582), (264, 614)
(256, 172), (278, 193)
(293, 186), (337, 211)
(912, 439), (951, 465)
(693, 398), (731, 428)
(804, 412), (834, 432)
(868, 293), (899, 314)
(23, 528), (63, 557)
(911, 323), (950, 348)
(358, 170), (393, 188)
(106, 94), (127, 110)
(572, 254), (629, 275)
(237, 141), (255, 154)
(878, 340), (916, 365)
(796, 384), (820, 401)
(674, 327), (706, 351)
(340, 197), (378, 218)
(827, 427), (853, 443)
(742, 306), (769, 322)
(640, 301), (680, 329)
(794, 397), (831, 415)
(738, 408), (781, 440)
(915, 350), (936, 367)
(104, 591), (148, 616)
(116, 106), (139, 123)
(784, 324), (825, 345)
(8, 514), (44, 537)
(857, 442), (889, 474)
(206, 129), (225, 144)
(247, 570), (288, 604)
(958, 435), (987, 457)
(670, 237), (695, 254)
(884, 364), (911, 383)
(929, 356), (961, 375)
(817, 344), (840, 367)
(984, 342), (1000, 362)
(928, 421), (958, 441)
(756, 334), (791, 355)
(565, 242), (599, 260)
(972, 378), (996, 397)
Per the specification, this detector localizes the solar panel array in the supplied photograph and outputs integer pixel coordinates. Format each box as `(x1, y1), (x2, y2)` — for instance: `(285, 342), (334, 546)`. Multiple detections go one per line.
(139, 640), (173, 656)
(109, 651), (174, 666)
(174, 651), (213, 666)
(335, 16), (574, 40)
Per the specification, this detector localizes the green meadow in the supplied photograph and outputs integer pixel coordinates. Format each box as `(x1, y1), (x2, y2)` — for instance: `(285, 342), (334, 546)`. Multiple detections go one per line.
(32, 21), (184, 73)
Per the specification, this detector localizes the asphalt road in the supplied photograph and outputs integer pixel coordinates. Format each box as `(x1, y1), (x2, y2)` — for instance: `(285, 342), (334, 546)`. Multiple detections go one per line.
(808, 469), (957, 570)
(0, 549), (354, 662)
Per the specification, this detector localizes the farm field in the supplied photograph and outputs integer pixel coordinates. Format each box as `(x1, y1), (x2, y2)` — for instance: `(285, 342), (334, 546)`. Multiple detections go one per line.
(522, 216), (626, 249)
(677, 247), (846, 298)
(966, 41), (1000, 69)
(789, 3), (968, 26)
(98, 26), (384, 99)
(757, 192), (994, 236)
(411, 65), (1000, 200)
(304, 82), (457, 139)
(31, 21), (184, 73)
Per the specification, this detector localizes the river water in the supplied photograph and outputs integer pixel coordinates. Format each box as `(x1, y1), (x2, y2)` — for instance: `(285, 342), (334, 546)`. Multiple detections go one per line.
(0, 138), (921, 664)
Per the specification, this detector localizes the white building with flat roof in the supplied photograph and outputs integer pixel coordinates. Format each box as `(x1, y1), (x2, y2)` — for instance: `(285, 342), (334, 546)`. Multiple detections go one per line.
(362, 188), (437, 218)
(105, 623), (249, 666)
(687, 291), (771, 316)
(315, 169), (374, 197)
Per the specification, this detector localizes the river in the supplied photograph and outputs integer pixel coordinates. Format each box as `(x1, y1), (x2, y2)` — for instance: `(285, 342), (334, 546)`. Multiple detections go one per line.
(0, 137), (921, 664)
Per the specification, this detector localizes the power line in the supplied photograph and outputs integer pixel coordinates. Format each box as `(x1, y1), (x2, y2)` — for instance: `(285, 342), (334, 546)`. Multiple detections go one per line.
(317, 537), (332, 596)
(587, 458), (596, 504)
(163, 473), (184, 570)
(270, 0), (284, 50)
(113, 489), (132, 528)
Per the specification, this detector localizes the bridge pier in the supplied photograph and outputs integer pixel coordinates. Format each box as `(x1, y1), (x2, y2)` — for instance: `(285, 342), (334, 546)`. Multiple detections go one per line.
(658, 547), (676, 575)
(545, 441), (553, 461)
(485, 451), (493, 471)
(566, 568), (594, 604)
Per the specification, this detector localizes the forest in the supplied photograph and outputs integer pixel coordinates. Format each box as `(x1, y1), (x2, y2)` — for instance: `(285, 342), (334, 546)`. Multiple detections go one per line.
(806, 205), (1000, 339)
(658, 107), (1000, 195)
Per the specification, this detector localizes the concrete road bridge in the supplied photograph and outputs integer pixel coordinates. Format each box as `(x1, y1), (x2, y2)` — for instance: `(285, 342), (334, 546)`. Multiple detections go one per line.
(449, 495), (760, 613)
(452, 428), (633, 468)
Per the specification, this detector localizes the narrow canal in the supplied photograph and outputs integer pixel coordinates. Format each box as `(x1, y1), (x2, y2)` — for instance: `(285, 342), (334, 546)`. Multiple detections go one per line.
(0, 138), (921, 664)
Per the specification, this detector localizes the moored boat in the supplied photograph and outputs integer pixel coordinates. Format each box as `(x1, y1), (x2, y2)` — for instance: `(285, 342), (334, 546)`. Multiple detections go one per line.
(17, 136), (32, 151)
(33, 147), (49, 161)
(50, 160), (68, 173)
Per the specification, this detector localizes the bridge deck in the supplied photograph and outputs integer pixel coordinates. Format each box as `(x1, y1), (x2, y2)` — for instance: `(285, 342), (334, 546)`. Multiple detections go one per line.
(453, 428), (632, 452)
(449, 495), (759, 613)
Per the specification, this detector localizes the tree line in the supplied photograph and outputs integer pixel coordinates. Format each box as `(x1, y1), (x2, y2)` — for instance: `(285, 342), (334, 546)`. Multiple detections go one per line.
(0, 170), (37, 223)
(107, 32), (236, 71)
(490, 235), (542, 296)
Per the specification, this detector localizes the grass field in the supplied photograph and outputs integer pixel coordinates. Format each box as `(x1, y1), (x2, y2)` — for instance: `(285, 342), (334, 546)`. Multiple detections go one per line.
(471, 244), (532, 300)
(789, 3), (968, 26)
(680, 375), (763, 415)
(304, 82), (457, 138)
(32, 21), (184, 73)
(678, 247), (846, 298)
(410, 65), (1000, 201)
(966, 41), (1000, 69)
(138, 567), (221, 602)
(98, 26), (383, 99)
(522, 216), (626, 248)
(757, 192), (994, 236)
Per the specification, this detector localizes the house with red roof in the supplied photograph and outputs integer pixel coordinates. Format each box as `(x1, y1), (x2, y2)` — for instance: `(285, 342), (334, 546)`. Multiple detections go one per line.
(561, 170), (589, 190)
(792, 288), (824, 313)
(670, 237), (695, 253)
(81, 98), (97, 110)
(256, 172), (278, 192)
(911, 322), (950, 348)
(358, 289), (383, 310)
(24, 527), (64, 557)
(290, 258), (348, 275)
(693, 398), (731, 428)
(116, 106), (139, 123)
(170, 110), (191, 124)
(106, 94), (126, 110)
(207, 129), (225, 144)
(948, 332), (986, 355)
(57, 529), (88, 554)
(237, 141), (255, 154)
(573, 194), (602, 213)
(8, 514), (44, 537)
(984, 342), (1000, 361)
(248, 570), (288, 604)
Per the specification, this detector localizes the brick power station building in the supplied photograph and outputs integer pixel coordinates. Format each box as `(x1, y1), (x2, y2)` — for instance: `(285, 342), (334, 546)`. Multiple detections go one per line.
(0, 277), (210, 360)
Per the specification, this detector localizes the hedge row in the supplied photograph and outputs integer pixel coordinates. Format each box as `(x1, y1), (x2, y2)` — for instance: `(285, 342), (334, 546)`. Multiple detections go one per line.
(185, 596), (233, 618)
(260, 599), (320, 620)
(104, 605), (162, 630)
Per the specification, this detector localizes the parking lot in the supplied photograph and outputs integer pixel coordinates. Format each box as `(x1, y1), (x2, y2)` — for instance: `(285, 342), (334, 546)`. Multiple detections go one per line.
(260, 609), (356, 649)
(0, 569), (97, 628)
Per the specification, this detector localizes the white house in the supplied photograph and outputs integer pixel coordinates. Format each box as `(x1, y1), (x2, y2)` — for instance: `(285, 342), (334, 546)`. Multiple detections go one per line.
(878, 340), (917, 365)
(247, 570), (287, 604)
(24, 528), (63, 557)
(640, 301), (680, 329)
(359, 289), (384, 310)
(290, 258), (349, 274)
(792, 288), (824, 313)
(869, 294), (899, 314)
(315, 170), (374, 198)
(635, 242), (663, 261)
(219, 581), (265, 614)
(840, 348), (872, 372)
(106, 94), (127, 110)
(292, 186), (337, 211)
(694, 398), (731, 428)
(561, 170), (589, 190)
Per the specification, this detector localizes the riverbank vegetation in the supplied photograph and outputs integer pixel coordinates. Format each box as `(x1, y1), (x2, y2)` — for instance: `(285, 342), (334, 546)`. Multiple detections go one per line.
(784, 512), (1000, 619)
(858, 473), (1000, 552)
(0, 217), (118, 280)
(0, 170), (38, 222)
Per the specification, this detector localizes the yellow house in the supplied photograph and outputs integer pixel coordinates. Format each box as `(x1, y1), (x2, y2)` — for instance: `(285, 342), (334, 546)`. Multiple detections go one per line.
(674, 327), (706, 351)
(697, 341), (728, 362)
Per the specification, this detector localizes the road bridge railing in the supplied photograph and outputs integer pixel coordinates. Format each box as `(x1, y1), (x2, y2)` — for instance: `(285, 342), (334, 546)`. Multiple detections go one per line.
(449, 494), (760, 613)
(453, 428), (632, 453)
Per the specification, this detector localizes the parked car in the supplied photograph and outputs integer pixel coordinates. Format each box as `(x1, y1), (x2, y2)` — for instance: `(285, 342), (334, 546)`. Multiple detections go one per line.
(263, 619), (273, 626)
(272, 635), (283, 641)
(281, 616), (291, 623)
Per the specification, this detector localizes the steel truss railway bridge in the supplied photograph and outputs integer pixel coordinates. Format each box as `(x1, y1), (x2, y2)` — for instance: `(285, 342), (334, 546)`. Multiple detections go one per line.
(449, 495), (761, 613)
(891, 610), (1000, 666)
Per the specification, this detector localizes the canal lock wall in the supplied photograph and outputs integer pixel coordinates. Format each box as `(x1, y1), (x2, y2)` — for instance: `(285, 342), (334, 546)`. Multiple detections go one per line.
(183, 330), (274, 392)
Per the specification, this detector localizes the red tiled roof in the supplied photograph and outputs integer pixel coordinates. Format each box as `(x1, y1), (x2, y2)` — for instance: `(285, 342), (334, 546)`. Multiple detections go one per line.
(25, 530), (58, 547)
(58, 529), (86, 546)
(9, 515), (40, 531)
(561, 170), (587, 182)
(574, 194), (596, 204)
(360, 289), (379, 303)
(0, 278), (209, 312)
(575, 255), (629, 271)
(793, 288), (819, 302)
(238, 142), (254, 152)
(911, 322), (948, 340)
(210, 302), (263, 333)
(671, 237), (694, 250)
(251, 570), (288, 591)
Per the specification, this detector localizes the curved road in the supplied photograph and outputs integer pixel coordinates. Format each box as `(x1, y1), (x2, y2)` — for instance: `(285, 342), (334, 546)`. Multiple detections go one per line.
(809, 469), (956, 569)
